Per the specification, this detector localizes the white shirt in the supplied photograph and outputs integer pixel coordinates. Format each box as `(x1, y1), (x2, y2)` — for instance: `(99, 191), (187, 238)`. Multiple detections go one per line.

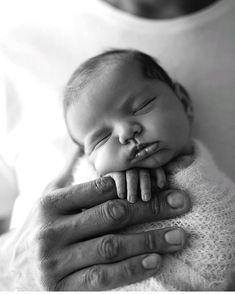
(0, 0), (234, 227)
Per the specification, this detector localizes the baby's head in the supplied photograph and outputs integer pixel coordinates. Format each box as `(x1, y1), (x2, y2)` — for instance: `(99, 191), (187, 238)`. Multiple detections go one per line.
(64, 49), (193, 175)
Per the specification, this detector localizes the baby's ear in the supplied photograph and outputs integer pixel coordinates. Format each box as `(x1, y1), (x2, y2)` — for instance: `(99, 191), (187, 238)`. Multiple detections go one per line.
(173, 83), (194, 123)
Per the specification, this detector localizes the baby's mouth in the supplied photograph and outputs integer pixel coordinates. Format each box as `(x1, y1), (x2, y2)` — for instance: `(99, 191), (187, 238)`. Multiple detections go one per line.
(129, 142), (161, 163)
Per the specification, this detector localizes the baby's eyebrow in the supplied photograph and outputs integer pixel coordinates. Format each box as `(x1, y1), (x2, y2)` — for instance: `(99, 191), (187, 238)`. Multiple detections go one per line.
(120, 94), (136, 109)
(119, 85), (151, 109)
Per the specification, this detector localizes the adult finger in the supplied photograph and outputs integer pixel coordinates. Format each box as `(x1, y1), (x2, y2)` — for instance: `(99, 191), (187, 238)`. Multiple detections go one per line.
(43, 176), (117, 213)
(126, 169), (138, 203)
(62, 189), (190, 243)
(55, 227), (185, 278)
(55, 253), (162, 291)
(139, 169), (151, 202)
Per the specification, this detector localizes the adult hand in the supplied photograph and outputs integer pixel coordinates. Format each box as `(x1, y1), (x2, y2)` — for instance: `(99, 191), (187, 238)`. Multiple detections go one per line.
(11, 152), (191, 291)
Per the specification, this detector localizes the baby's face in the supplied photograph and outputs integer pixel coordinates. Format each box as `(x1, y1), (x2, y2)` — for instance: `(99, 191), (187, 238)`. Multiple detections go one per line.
(67, 61), (192, 175)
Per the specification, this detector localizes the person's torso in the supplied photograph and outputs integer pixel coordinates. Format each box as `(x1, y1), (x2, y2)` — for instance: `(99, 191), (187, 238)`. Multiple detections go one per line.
(0, 0), (234, 226)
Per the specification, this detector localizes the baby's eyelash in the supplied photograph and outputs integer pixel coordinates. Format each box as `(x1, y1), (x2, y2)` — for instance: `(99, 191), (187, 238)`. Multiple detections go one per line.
(133, 97), (156, 114)
(94, 133), (111, 149)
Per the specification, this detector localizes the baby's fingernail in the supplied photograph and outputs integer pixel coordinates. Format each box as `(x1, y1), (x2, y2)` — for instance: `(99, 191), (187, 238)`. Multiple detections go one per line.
(164, 229), (184, 245)
(128, 195), (136, 203)
(118, 193), (125, 199)
(142, 193), (151, 202)
(167, 192), (185, 208)
(142, 254), (162, 269)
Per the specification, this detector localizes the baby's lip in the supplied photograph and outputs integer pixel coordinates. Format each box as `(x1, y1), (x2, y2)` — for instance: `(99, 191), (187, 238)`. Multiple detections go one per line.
(129, 142), (161, 163)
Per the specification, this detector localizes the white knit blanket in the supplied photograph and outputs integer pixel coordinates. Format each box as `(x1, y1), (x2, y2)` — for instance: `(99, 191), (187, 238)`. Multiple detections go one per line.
(74, 140), (235, 291)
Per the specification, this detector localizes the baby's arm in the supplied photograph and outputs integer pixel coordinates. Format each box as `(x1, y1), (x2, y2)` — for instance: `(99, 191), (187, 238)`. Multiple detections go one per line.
(108, 168), (166, 203)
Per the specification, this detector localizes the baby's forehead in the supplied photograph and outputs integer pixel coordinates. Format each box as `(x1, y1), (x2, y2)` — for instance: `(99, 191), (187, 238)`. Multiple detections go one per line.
(67, 61), (144, 136)
(93, 56), (143, 84)
(87, 65), (151, 112)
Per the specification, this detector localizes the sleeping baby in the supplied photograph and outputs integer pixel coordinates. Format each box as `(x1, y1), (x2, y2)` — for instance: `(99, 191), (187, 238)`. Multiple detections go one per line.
(63, 49), (235, 290)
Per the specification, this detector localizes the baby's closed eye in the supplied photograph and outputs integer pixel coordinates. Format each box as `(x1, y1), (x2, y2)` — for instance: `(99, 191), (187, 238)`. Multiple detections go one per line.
(93, 133), (111, 150)
(132, 96), (157, 115)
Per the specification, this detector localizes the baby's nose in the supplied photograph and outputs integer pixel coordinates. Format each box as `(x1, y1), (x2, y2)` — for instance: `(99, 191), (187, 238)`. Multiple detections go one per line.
(118, 122), (142, 145)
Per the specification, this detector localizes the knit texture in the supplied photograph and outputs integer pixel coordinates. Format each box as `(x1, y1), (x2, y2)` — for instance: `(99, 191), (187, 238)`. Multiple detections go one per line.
(73, 140), (235, 290)
(116, 140), (235, 291)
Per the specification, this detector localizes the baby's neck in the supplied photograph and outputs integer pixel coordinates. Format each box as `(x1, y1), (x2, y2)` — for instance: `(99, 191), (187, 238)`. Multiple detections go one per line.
(180, 139), (194, 157)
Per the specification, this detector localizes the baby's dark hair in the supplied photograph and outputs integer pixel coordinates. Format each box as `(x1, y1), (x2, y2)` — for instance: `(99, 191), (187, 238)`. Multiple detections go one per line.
(63, 49), (175, 115)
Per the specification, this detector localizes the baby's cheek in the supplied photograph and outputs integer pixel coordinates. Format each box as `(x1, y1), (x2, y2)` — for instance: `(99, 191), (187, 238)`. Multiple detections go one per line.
(94, 153), (114, 175)
(93, 147), (129, 175)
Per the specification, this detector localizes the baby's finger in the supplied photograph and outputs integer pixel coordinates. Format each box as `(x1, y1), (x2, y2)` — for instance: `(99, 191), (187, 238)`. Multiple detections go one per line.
(108, 172), (126, 199)
(154, 168), (166, 189)
(126, 169), (138, 203)
(139, 169), (151, 202)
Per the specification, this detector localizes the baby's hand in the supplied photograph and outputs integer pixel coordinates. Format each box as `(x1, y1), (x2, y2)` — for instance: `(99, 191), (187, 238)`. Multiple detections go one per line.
(108, 168), (166, 203)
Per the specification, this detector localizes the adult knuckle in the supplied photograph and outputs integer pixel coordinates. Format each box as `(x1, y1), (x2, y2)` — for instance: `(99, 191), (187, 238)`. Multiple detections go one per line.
(38, 193), (55, 211)
(93, 177), (113, 192)
(150, 196), (160, 216)
(36, 227), (47, 241)
(122, 262), (138, 279)
(103, 200), (128, 224)
(83, 266), (108, 290)
(37, 252), (61, 289)
(36, 239), (53, 264)
(39, 255), (60, 276)
(145, 231), (158, 251)
(36, 224), (57, 242)
(34, 227), (47, 246)
(38, 196), (50, 210)
(98, 235), (120, 260)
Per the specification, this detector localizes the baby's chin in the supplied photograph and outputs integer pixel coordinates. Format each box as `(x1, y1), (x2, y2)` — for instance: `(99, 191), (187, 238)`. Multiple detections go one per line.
(136, 140), (194, 169)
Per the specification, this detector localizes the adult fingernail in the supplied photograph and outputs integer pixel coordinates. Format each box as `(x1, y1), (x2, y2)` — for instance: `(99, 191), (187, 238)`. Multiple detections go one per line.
(118, 193), (125, 199)
(167, 192), (185, 208)
(142, 254), (162, 269)
(165, 229), (184, 245)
